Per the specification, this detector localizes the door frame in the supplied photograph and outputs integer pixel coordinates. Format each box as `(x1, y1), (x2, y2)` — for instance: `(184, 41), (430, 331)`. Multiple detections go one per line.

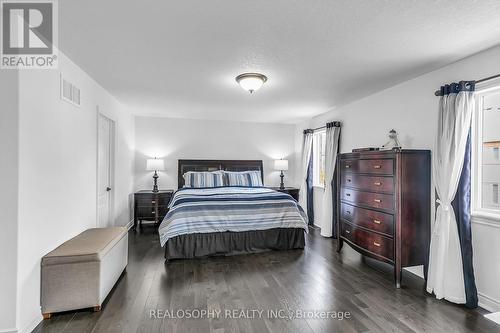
(96, 107), (116, 227)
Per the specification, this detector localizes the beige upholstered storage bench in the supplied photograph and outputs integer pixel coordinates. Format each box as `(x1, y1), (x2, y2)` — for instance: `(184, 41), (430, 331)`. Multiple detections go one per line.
(41, 227), (128, 319)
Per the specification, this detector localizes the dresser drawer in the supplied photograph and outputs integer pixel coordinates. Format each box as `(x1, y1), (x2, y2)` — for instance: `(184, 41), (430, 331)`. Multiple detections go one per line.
(341, 203), (394, 236)
(135, 206), (157, 218)
(158, 205), (169, 216)
(136, 196), (158, 206)
(341, 173), (394, 194)
(340, 159), (394, 175)
(340, 188), (394, 212)
(341, 222), (394, 261)
(135, 194), (171, 206)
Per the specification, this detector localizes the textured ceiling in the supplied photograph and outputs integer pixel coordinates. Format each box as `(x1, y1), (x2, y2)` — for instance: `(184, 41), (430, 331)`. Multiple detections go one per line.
(59, 0), (500, 124)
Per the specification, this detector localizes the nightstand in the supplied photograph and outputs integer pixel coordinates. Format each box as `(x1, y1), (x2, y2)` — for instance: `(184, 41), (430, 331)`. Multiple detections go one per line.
(134, 190), (174, 229)
(269, 187), (299, 201)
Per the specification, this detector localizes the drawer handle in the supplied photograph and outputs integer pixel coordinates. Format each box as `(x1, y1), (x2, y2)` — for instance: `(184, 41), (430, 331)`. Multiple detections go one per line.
(373, 182), (382, 186)
(345, 165), (351, 169)
(346, 193), (351, 197)
(345, 230), (350, 234)
(373, 199), (381, 203)
(152, 201), (156, 204)
(346, 210), (351, 215)
(347, 178), (352, 182)
(373, 165), (382, 169)
(152, 211), (155, 214)
(373, 241), (381, 247)
(373, 219), (381, 224)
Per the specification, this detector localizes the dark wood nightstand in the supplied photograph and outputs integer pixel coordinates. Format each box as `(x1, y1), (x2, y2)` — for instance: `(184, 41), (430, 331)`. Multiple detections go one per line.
(134, 190), (174, 229)
(269, 187), (299, 201)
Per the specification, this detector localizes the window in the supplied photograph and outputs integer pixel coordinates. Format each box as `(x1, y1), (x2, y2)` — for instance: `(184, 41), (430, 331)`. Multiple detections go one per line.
(473, 86), (500, 216)
(313, 130), (326, 187)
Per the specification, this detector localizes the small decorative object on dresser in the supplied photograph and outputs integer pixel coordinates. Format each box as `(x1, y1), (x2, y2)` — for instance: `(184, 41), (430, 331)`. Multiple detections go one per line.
(134, 190), (173, 229)
(352, 147), (379, 152)
(274, 159), (289, 190)
(380, 129), (401, 151)
(336, 149), (431, 288)
(146, 158), (165, 192)
(269, 187), (299, 201)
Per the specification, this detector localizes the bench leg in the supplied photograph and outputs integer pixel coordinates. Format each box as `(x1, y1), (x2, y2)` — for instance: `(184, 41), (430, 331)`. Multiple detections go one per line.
(42, 313), (52, 320)
(94, 305), (101, 312)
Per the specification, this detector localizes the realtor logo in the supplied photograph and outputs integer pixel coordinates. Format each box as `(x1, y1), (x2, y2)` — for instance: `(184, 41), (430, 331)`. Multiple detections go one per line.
(1, 0), (58, 69)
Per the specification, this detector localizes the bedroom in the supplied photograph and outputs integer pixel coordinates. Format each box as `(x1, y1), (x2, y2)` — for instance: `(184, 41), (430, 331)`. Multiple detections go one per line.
(1, 1), (500, 332)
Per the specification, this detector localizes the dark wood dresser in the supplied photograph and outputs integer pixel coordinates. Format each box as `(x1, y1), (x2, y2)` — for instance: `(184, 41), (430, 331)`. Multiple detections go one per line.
(269, 187), (300, 201)
(134, 190), (173, 229)
(336, 149), (431, 288)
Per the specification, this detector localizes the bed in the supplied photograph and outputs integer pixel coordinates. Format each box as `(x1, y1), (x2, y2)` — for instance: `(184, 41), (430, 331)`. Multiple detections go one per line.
(158, 159), (308, 260)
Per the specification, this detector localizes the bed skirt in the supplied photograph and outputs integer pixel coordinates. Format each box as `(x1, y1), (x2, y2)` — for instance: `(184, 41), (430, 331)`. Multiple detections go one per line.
(164, 228), (305, 260)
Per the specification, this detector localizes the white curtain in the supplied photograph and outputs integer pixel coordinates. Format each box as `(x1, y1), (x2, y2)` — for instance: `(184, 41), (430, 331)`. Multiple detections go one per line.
(299, 131), (313, 214)
(426, 90), (474, 303)
(320, 125), (341, 237)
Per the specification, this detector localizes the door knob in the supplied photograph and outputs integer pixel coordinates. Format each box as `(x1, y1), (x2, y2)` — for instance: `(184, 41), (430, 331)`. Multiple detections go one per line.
(106, 187), (112, 191)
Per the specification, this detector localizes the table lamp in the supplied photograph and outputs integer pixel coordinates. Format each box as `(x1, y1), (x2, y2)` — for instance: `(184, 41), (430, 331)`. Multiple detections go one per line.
(146, 158), (165, 192)
(274, 159), (289, 190)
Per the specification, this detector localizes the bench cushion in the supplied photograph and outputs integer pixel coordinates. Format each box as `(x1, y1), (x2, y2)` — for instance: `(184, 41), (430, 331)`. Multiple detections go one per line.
(42, 227), (128, 266)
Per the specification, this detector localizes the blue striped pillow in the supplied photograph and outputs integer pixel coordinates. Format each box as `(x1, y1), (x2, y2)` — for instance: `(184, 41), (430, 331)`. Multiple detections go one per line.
(183, 171), (224, 188)
(223, 170), (263, 187)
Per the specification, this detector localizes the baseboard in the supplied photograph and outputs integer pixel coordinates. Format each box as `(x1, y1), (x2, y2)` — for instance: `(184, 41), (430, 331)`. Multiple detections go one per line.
(404, 265), (424, 279)
(403, 269), (499, 312)
(479, 292), (500, 312)
(0, 328), (18, 333)
(126, 219), (134, 230)
(19, 314), (42, 333)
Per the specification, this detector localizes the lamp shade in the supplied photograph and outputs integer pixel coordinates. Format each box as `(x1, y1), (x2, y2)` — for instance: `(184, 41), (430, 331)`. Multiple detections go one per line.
(274, 159), (289, 171)
(146, 158), (165, 171)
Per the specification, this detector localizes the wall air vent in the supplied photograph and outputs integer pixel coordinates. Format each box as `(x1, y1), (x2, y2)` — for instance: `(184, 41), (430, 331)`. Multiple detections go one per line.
(60, 74), (81, 107)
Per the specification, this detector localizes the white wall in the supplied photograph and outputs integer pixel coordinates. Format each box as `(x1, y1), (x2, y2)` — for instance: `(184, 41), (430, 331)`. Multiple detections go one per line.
(14, 53), (135, 333)
(0, 71), (19, 333)
(134, 116), (297, 191)
(295, 45), (500, 311)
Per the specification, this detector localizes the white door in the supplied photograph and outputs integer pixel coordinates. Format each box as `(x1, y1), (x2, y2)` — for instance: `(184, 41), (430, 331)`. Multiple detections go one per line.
(97, 113), (115, 227)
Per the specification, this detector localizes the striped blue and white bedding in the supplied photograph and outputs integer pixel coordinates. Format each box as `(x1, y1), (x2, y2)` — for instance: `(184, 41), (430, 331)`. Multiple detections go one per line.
(158, 187), (308, 246)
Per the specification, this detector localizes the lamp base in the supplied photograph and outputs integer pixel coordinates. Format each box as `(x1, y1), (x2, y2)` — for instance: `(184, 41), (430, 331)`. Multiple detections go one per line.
(279, 171), (285, 190)
(152, 171), (159, 193)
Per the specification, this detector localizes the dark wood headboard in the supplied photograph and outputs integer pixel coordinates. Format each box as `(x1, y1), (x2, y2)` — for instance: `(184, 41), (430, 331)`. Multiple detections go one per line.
(178, 159), (264, 189)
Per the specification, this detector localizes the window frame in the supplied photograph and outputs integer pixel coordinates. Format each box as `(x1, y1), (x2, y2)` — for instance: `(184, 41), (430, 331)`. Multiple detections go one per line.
(312, 129), (326, 188)
(472, 80), (500, 221)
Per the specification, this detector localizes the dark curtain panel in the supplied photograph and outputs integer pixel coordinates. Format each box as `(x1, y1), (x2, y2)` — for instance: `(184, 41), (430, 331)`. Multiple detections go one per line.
(332, 124), (341, 238)
(306, 149), (314, 225)
(331, 168), (338, 238)
(451, 132), (478, 308)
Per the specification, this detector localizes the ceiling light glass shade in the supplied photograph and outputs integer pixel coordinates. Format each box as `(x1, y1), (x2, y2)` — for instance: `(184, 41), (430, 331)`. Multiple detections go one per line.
(274, 159), (289, 171)
(235, 73), (267, 93)
(146, 158), (165, 171)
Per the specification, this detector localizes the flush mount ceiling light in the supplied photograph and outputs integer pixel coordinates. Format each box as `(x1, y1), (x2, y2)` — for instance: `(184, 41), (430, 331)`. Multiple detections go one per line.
(235, 73), (268, 93)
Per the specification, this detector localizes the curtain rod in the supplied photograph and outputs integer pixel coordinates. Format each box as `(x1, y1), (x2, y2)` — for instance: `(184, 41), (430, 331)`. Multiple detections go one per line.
(434, 73), (500, 96)
(476, 73), (500, 84)
(304, 121), (341, 134)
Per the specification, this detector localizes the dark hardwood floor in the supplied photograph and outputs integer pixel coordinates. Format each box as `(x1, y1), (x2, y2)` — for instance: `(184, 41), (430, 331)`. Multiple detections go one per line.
(34, 226), (499, 333)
